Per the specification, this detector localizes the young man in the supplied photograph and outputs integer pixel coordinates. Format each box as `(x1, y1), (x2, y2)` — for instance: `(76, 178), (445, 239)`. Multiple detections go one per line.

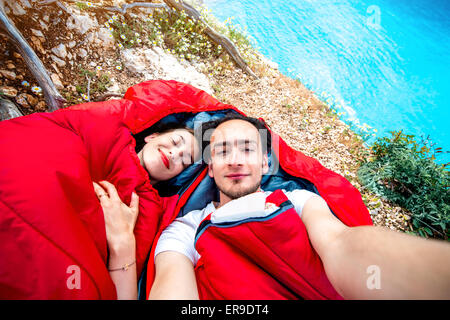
(149, 114), (450, 300)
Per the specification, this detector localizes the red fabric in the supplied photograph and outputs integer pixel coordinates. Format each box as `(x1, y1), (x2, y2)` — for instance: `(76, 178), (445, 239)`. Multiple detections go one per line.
(144, 88), (372, 299)
(194, 190), (342, 300)
(0, 80), (235, 299)
(0, 79), (371, 299)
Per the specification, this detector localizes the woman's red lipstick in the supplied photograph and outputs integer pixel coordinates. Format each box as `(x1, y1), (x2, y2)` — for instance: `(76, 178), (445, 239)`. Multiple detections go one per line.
(159, 149), (170, 169)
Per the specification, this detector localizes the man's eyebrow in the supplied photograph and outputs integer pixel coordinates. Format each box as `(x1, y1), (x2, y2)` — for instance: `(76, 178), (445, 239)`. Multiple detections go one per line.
(212, 139), (257, 148)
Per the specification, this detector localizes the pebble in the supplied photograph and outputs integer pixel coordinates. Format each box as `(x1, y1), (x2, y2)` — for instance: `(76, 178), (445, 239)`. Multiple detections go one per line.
(51, 55), (66, 67)
(51, 73), (64, 90)
(0, 70), (17, 80)
(0, 86), (18, 97)
(25, 94), (39, 107)
(51, 44), (68, 59)
(16, 93), (31, 109)
(31, 29), (45, 38)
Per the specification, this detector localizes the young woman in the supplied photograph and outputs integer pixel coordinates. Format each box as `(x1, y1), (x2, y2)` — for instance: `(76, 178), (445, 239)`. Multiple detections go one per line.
(93, 125), (200, 300)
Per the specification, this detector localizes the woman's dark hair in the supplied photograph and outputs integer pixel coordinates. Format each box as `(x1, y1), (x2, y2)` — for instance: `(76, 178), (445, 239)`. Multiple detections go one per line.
(134, 122), (195, 153)
(200, 112), (271, 162)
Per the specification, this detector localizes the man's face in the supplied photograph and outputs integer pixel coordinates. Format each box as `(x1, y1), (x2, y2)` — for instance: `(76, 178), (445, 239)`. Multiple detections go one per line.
(208, 119), (269, 204)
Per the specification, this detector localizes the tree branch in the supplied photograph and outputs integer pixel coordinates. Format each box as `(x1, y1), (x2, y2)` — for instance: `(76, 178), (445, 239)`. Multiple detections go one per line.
(0, 0), (65, 111)
(162, 0), (258, 79)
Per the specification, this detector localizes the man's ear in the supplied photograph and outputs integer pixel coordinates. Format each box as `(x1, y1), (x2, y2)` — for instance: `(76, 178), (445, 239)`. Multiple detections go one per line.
(207, 161), (214, 178)
(262, 153), (269, 174)
(144, 132), (160, 143)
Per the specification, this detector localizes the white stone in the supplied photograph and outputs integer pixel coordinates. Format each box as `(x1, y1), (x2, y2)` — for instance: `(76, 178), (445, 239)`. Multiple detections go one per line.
(107, 79), (121, 94)
(96, 28), (115, 48)
(6, 1), (26, 15)
(66, 13), (98, 35)
(51, 44), (67, 59)
(51, 55), (66, 67)
(31, 29), (45, 38)
(39, 20), (49, 31)
(51, 73), (64, 90)
(78, 48), (88, 58)
(120, 47), (213, 95)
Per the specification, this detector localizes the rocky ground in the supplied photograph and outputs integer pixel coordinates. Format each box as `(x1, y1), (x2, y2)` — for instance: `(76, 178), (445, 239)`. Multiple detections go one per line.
(0, 0), (413, 232)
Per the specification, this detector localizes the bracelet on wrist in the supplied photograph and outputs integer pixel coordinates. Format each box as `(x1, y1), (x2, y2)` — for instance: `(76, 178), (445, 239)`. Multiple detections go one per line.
(108, 260), (136, 272)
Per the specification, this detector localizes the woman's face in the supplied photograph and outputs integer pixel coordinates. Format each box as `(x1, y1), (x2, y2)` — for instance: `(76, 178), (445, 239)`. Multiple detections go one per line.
(138, 129), (200, 184)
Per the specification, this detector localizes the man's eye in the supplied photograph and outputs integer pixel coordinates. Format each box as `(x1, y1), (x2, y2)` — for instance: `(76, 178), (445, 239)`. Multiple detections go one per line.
(216, 149), (227, 156)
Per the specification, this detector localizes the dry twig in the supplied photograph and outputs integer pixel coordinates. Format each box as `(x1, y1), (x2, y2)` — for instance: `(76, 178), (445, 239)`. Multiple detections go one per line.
(0, 0), (65, 111)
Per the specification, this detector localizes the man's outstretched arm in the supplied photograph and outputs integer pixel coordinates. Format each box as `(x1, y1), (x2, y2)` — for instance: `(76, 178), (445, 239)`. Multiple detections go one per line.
(149, 251), (199, 300)
(302, 196), (450, 299)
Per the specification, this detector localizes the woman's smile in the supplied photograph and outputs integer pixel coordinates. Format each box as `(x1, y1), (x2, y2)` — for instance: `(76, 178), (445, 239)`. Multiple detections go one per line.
(159, 149), (170, 169)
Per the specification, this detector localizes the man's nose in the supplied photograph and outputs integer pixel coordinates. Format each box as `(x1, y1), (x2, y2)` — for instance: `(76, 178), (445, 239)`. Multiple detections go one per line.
(225, 148), (245, 165)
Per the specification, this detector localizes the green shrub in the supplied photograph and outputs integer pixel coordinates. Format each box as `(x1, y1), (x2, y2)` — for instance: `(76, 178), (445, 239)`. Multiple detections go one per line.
(357, 130), (449, 240)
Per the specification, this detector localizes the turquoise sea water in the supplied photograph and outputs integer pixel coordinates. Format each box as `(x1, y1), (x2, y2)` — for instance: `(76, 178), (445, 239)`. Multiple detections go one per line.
(204, 0), (450, 163)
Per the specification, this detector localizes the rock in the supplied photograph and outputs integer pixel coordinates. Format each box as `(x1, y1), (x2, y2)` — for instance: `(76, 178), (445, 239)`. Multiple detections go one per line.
(19, 0), (32, 9)
(0, 70), (16, 80)
(0, 97), (23, 121)
(51, 44), (67, 59)
(106, 79), (121, 94)
(6, 1), (27, 16)
(68, 41), (77, 49)
(120, 47), (213, 95)
(121, 50), (148, 75)
(25, 94), (39, 107)
(66, 13), (98, 35)
(96, 28), (115, 48)
(0, 86), (18, 98)
(78, 48), (88, 58)
(31, 29), (45, 38)
(6, 63), (15, 70)
(51, 55), (66, 67)
(35, 101), (47, 111)
(30, 36), (45, 55)
(51, 73), (64, 90)
(16, 93), (31, 109)
(40, 20), (49, 31)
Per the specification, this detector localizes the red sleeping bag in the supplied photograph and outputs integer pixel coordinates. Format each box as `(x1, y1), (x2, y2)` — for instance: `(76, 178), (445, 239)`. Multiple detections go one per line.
(0, 80), (233, 299)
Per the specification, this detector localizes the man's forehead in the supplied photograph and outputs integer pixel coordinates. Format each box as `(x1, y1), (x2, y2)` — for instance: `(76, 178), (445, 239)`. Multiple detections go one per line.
(211, 120), (260, 143)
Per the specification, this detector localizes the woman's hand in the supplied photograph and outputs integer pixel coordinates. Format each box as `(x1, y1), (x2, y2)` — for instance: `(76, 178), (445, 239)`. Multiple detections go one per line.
(93, 181), (139, 255)
(93, 180), (139, 300)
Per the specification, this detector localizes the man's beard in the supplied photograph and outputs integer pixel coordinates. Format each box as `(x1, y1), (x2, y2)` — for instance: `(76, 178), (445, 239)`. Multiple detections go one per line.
(218, 176), (262, 200)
